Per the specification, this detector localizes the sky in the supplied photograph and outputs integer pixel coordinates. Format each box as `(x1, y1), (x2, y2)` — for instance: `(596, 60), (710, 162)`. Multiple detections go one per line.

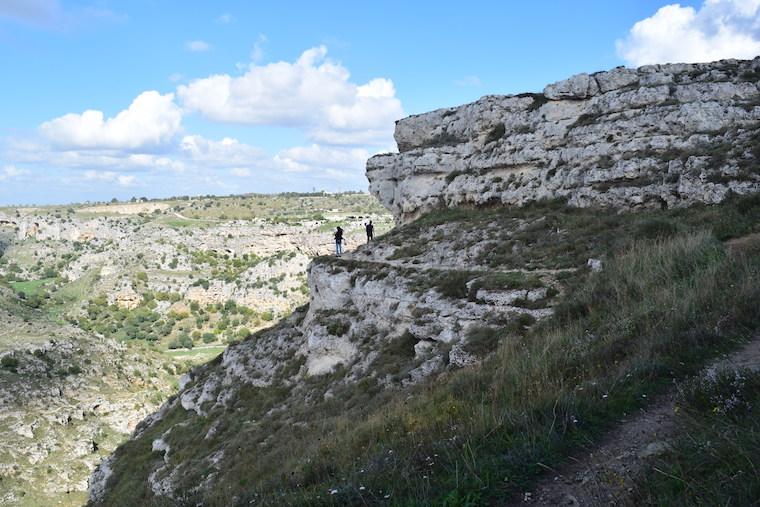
(1, 0), (759, 205)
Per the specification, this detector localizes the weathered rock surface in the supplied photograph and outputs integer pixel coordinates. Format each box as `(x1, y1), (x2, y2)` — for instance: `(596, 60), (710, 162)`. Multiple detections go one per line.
(368, 58), (760, 223)
(0, 287), (175, 506)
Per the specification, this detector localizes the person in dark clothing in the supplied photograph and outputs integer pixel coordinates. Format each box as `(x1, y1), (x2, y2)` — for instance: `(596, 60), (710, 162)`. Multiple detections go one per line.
(334, 226), (344, 256)
(365, 220), (374, 243)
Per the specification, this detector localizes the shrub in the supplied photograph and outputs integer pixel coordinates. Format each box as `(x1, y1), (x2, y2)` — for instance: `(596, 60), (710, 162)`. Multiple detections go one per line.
(635, 217), (680, 240)
(463, 326), (501, 357)
(325, 319), (350, 337)
(1, 355), (19, 370)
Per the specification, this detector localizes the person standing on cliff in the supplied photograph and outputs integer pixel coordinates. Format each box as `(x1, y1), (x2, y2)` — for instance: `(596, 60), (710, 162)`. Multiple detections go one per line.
(334, 226), (344, 256)
(365, 220), (374, 243)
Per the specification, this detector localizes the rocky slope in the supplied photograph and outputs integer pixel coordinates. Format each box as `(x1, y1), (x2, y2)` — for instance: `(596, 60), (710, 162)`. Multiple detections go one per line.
(89, 59), (760, 506)
(368, 57), (760, 223)
(0, 193), (391, 505)
(0, 286), (176, 506)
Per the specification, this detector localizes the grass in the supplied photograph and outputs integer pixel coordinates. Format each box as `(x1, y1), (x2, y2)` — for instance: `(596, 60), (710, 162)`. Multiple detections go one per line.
(380, 194), (760, 273)
(164, 346), (226, 359)
(161, 218), (210, 228)
(265, 231), (757, 506)
(632, 368), (760, 505)
(9, 277), (55, 296)
(96, 193), (760, 505)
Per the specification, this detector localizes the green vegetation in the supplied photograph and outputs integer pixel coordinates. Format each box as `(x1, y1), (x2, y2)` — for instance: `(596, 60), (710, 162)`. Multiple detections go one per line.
(98, 195), (760, 506)
(164, 346), (226, 363)
(381, 193), (760, 272)
(9, 277), (56, 296)
(268, 232), (759, 505)
(1, 354), (19, 370)
(632, 368), (760, 505)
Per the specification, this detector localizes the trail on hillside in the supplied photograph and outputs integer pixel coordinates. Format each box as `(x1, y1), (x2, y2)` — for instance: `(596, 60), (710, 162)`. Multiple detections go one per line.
(517, 338), (760, 506)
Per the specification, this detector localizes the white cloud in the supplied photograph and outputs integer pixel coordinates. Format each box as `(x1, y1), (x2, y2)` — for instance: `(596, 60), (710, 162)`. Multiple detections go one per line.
(617, 0), (760, 66)
(179, 135), (265, 168)
(186, 40), (211, 52)
(0, 164), (29, 181)
(230, 168), (251, 177)
(83, 170), (137, 187)
(216, 13), (233, 23)
(39, 91), (182, 150)
(250, 34), (268, 63)
(455, 75), (483, 87)
(2, 45), (399, 203)
(274, 144), (370, 175)
(168, 73), (184, 83)
(0, 0), (59, 24)
(177, 46), (404, 146)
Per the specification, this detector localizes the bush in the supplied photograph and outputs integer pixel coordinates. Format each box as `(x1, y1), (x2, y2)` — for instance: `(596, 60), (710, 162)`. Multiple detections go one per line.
(635, 217), (680, 240)
(1, 355), (19, 370)
(463, 326), (501, 357)
(325, 319), (350, 336)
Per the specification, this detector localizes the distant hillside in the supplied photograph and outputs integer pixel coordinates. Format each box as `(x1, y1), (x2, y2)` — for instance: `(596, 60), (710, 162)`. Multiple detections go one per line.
(0, 193), (391, 506)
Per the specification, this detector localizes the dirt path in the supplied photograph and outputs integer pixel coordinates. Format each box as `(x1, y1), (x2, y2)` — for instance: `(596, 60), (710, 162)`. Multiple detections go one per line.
(517, 338), (760, 506)
(343, 251), (578, 277)
(172, 212), (219, 223)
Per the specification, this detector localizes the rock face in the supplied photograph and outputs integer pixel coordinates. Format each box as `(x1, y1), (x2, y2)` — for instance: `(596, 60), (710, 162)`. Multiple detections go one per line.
(368, 58), (760, 223)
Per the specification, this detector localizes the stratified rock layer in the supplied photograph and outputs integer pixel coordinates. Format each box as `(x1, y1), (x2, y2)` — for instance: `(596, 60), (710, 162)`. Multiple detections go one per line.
(368, 58), (760, 223)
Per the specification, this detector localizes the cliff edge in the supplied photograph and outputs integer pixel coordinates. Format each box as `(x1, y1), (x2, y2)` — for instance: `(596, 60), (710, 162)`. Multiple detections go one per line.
(368, 58), (760, 223)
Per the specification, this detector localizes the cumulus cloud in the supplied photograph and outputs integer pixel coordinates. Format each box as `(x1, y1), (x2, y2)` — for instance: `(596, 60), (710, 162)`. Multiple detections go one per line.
(0, 0), (59, 24)
(39, 91), (182, 150)
(186, 40), (211, 52)
(274, 144), (370, 176)
(617, 0), (760, 66)
(216, 13), (233, 23)
(179, 135), (265, 167)
(2, 44), (398, 203)
(177, 46), (404, 146)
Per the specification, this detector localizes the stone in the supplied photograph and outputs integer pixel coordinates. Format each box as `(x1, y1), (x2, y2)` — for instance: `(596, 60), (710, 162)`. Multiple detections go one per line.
(587, 258), (603, 272)
(638, 441), (669, 459)
(367, 57), (760, 224)
(544, 73), (598, 100)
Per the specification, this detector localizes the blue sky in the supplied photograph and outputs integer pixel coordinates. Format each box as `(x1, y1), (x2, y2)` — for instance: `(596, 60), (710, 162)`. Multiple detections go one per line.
(1, 0), (759, 205)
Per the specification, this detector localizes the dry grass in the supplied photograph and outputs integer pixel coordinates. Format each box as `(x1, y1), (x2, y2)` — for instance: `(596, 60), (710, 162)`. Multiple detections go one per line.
(95, 198), (760, 506)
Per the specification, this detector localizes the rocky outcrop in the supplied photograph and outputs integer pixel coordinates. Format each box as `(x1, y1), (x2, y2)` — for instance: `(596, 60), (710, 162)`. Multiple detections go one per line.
(368, 58), (760, 223)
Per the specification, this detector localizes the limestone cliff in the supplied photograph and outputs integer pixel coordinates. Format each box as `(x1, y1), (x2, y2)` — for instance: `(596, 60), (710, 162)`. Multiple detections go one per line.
(368, 58), (760, 223)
